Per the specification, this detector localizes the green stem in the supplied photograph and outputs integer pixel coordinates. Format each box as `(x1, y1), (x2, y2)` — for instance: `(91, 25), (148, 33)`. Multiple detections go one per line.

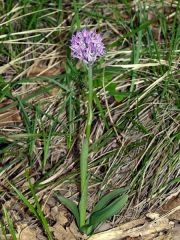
(86, 66), (93, 139)
(79, 65), (93, 228)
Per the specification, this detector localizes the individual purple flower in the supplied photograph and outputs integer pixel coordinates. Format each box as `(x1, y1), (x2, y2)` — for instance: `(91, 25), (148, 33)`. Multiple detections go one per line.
(70, 29), (105, 65)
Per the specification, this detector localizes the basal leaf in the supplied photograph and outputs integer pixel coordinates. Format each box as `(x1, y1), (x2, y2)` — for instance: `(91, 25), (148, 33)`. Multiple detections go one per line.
(92, 187), (128, 213)
(55, 192), (80, 227)
(89, 194), (128, 230)
(80, 224), (93, 236)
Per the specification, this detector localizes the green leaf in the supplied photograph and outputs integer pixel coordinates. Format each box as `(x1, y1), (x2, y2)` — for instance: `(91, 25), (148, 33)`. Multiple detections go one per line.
(89, 194), (128, 231)
(94, 73), (113, 88)
(106, 83), (130, 102)
(114, 92), (130, 102)
(80, 224), (93, 236)
(55, 192), (80, 228)
(92, 187), (128, 213)
(106, 83), (117, 95)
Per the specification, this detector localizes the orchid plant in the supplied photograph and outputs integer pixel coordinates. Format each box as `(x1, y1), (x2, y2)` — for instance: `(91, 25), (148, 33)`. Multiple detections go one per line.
(55, 29), (128, 235)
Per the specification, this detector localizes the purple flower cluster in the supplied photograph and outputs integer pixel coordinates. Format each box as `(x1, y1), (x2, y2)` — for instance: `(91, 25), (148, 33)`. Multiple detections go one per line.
(70, 29), (105, 65)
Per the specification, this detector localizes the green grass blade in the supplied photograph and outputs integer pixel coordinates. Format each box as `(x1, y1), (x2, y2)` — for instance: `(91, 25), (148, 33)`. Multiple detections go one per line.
(26, 173), (53, 240)
(3, 206), (17, 240)
(73, 0), (81, 30)
(0, 219), (8, 240)
(28, 108), (38, 165)
(16, 96), (31, 133)
(10, 183), (39, 219)
(42, 123), (55, 172)
(94, 92), (109, 130)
